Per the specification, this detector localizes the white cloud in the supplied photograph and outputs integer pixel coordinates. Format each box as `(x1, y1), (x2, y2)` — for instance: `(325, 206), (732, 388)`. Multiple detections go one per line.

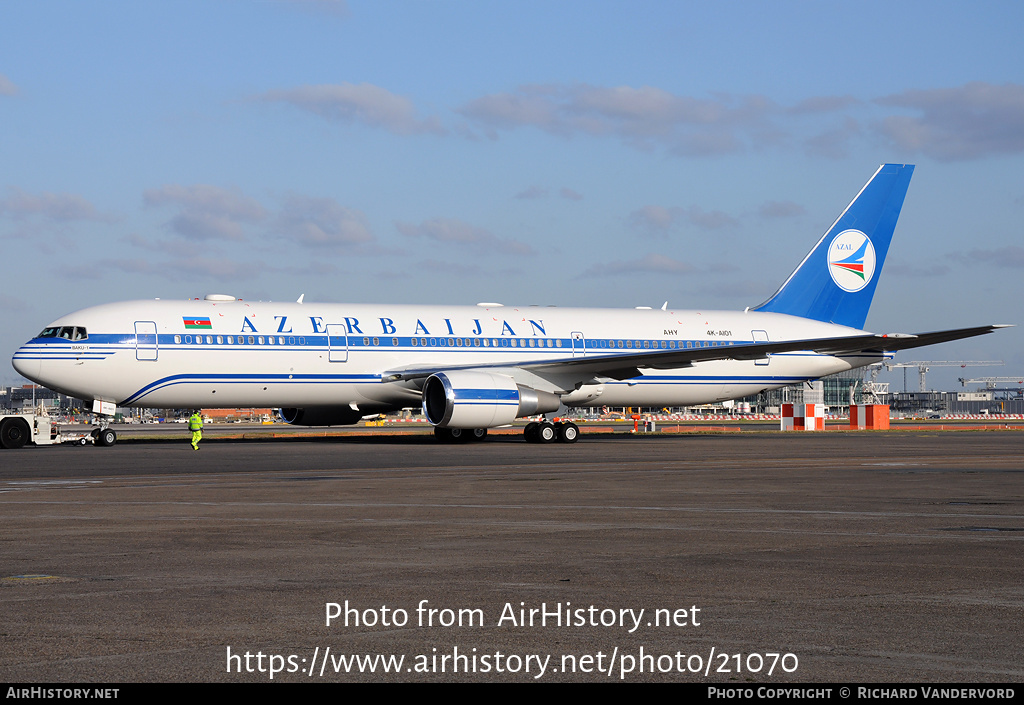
(514, 186), (583, 201)
(460, 84), (776, 155)
(886, 262), (952, 277)
(144, 184), (266, 241)
(874, 82), (1024, 161)
(275, 194), (373, 248)
(804, 117), (862, 160)
(630, 205), (679, 231)
(582, 253), (696, 277)
(788, 95), (860, 114)
(515, 186), (548, 200)
(259, 83), (445, 135)
(0, 74), (17, 96)
(757, 200), (805, 219)
(144, 184), (266, 220)
(0, 187), (111, 222)
(396, 217), (534, 255)
(949, 245), (1024, 269)
(629, 205), (738, 233)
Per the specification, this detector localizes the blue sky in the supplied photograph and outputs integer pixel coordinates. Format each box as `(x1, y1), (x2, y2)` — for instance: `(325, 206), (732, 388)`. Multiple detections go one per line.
(2, 0), (1022, 391)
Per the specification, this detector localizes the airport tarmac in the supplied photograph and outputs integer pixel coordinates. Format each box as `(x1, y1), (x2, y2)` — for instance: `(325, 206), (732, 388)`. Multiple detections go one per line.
(1, 429), (1021, 683)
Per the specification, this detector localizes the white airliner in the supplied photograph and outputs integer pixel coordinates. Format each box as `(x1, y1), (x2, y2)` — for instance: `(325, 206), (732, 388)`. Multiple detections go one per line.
(8, 164), (1007, 446)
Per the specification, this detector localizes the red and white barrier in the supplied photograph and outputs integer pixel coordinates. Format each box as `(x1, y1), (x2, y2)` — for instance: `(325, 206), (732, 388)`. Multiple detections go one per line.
(781, 403), (824, 431)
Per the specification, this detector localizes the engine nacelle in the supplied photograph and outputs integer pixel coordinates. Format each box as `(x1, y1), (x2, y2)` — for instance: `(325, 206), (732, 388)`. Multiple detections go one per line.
(422, 371), (560, 428)
(279, 407), (365, 426)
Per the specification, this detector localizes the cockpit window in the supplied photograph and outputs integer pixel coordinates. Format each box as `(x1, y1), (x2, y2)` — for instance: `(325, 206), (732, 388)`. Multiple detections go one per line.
(38, 326), (87, 341)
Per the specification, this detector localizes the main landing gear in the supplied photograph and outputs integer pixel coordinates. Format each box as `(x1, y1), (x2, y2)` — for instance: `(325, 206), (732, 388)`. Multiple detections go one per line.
(434, 427), (488, 443)
(524, 421), (579, 444)
(433, 421), (580, 443)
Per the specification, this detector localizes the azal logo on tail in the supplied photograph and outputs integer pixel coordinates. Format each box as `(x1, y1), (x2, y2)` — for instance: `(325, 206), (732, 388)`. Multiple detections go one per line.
(827, 230), (876, 293)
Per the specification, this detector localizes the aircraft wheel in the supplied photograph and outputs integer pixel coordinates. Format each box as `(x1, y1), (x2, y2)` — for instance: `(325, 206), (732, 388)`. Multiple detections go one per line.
(0, 418), (30, 449)
(434, 427), (469, 443)
(536, 421), (556, 443)
(469, 428), (488, 441)
(523, 422), (539, 442)
(97, 428), (117, 447)
(558, 422), (579, 443)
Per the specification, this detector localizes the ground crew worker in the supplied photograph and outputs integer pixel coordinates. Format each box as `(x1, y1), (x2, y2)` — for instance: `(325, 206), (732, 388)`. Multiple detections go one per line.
(189, 410), (203, 450)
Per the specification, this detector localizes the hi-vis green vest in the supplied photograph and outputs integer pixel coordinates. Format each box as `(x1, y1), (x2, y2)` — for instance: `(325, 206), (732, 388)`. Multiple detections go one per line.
(189, 414), (203, 431)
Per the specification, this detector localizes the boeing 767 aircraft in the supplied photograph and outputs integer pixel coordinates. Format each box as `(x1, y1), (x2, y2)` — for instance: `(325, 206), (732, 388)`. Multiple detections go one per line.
(7, 164), (1007, 447)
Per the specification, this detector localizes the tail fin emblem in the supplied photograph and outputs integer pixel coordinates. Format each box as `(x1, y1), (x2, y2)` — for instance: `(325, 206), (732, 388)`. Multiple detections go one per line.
(828, 230), (875, 292)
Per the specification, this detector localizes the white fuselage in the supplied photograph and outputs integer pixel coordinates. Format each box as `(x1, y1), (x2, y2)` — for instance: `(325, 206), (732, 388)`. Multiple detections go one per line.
(13, 298), (880, 412)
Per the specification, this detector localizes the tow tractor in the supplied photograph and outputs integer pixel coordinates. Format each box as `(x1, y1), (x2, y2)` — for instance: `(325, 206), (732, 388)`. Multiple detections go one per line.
(0, 401), (118, 449)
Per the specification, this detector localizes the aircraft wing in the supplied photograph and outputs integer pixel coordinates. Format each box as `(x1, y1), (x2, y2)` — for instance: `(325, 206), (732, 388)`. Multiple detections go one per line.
(384, 324), (1010, 384)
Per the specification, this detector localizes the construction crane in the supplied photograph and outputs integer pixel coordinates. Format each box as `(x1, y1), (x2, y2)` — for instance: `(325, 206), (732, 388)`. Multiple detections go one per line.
(884, 361), (1003, 392)
(958, 376), (1024, 390)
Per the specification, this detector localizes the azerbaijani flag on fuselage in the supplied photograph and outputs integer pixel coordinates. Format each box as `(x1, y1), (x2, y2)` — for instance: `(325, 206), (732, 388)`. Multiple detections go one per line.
(183, 317), (213, 329)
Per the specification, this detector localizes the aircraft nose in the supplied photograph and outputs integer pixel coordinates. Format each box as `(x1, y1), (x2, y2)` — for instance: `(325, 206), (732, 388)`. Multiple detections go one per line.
(11, 346), (41, 382)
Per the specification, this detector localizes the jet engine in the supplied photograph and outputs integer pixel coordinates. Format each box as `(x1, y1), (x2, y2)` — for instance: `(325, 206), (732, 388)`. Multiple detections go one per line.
(422, 370), (561, 428)
(279, 407), (366, 426)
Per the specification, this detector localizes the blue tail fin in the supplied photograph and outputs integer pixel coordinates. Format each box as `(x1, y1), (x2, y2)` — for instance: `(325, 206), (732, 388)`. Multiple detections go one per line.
(752, 163), (914, 329)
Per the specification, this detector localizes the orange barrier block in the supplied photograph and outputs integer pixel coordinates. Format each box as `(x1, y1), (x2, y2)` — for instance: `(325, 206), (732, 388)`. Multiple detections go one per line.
(850, 404), (890, 430)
